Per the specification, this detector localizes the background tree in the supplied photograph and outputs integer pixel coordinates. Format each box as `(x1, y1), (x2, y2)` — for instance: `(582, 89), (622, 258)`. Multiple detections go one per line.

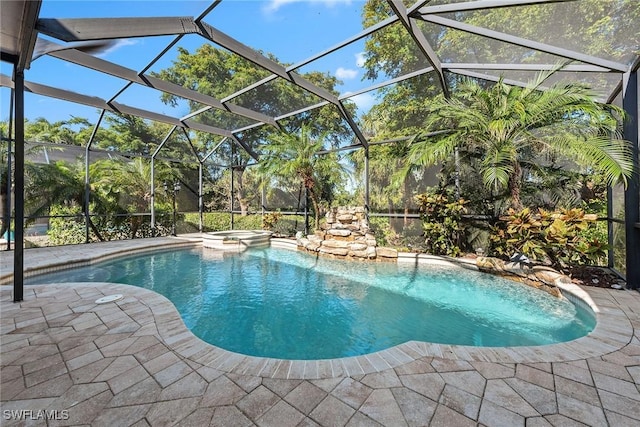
(91, 157), (174, 238)
(357, 1), (465, 218)
(362, 0), (434, 81)
(95, 114), (163, 155)
(359, 0), (638, 214)
(23, 160), (107, 240)
(402, 73), (632, 212)
(349, 142), (430, 224)
(25, 116), (92, 145)
(360, 1), (445, 141)
(436, 0), (639, 66)
(152, 45), (356, 215)
(257, 126), (346, 230)
(2, 118), (96, 240)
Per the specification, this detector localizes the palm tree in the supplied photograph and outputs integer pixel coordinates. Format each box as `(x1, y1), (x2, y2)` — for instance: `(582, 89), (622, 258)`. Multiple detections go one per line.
(92, 157), (173, 238)
(257, 126), (345, 230)
(25, 117), (88, 145)
(350, 141), (424, 226)
(24, 160), (106, 241)
(403, 71), (633, 211)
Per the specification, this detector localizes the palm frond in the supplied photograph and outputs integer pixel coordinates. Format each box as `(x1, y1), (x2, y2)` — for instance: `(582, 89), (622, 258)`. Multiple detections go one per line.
(549, 135), (633, 186)
(408, 133), (459, 167)
(481, 146), (513, 190)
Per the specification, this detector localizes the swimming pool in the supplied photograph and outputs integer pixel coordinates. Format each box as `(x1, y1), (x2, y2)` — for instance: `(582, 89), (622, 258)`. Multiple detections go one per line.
(26, 247), (595, 360)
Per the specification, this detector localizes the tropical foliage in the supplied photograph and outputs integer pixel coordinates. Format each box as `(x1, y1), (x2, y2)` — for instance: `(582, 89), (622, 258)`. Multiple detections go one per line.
(490, 207), (609, 268)
(414, 188), (469, 257)
(401, 72), (632, 211)
(434, 0), (639, 65)
(262, 212), (282, 232)
(47, 205), (86, 245)
(90, 158), (158, 239)
(257, 125), (346, 230)
(182, 212), (305, 236)
(24, 116), (93, 145)
(359, 0), (636, 217)
(23, 160), (111, 241)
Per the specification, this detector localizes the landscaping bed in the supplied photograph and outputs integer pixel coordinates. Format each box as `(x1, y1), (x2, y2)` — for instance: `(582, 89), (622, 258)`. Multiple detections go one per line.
(564, 265), (626, 289)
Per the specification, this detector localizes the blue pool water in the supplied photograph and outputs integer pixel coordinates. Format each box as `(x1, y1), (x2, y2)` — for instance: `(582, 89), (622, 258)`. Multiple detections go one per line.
(26, 247), (595, 359)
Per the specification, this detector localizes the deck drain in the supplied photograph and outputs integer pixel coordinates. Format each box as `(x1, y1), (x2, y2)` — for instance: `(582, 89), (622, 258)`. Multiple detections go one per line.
(95, 294), (124, 304)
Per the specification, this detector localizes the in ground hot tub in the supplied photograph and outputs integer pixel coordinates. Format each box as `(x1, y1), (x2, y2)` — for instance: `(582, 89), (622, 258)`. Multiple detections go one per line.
(202, 230), (272, 251)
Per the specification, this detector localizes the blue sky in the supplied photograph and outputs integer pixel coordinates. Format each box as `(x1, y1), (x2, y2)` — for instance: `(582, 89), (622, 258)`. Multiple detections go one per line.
(1, 0), (379, 124)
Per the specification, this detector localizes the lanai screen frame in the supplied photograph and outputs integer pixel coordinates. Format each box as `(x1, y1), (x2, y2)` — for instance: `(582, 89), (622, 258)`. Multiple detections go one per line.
(1, 0), (639, 300)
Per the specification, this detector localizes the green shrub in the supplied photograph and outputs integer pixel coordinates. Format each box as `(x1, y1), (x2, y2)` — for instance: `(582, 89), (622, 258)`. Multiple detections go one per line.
(399, 219), (429, 252)
(236, 214), (263, 230)
(184, 212), (230, 231)
(367, 216), (426, 251)
(489, 207), (608, 268)
(48, 205), (86, 245)
(183, 211), (307, 236)
(275, 215), (308, 236)
(414, 189), (468, 257)
(368, 216), (393, 247)
(183, 212), (264, 232)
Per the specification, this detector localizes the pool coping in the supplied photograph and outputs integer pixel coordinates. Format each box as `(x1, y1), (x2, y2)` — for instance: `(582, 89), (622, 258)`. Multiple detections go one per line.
(0, 236), (201, 285)
(2, 235), (635, 379)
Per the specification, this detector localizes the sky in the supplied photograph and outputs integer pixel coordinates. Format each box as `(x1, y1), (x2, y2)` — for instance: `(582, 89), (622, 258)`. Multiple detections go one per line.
(1, 0), (380, 125)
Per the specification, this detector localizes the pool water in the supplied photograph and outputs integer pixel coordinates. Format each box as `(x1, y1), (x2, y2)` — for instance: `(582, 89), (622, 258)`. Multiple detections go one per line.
(26, 247), (595, 360)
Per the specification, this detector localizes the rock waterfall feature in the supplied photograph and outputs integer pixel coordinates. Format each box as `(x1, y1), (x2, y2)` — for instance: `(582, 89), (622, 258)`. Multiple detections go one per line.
(296, 206), (398, 261)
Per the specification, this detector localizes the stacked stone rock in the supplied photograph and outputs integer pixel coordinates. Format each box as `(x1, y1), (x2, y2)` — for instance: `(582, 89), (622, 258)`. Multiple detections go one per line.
(476, 256), (567, 297)
(296, 206), (398, 261)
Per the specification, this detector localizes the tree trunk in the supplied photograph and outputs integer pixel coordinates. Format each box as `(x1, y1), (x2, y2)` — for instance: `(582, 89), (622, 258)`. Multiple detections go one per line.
(130, 217), (140, 239)
(403, 179), (410, 227)
(80, 204), (105, 242)
(87, 216), (105, 242)
(509, 162), (523, 211)
(234, 168), (249, 216)
(308, 187), (321, 231)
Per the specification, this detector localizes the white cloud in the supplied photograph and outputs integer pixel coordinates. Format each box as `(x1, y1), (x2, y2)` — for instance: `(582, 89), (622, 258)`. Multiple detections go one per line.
(264, 0), (352, 13)
(264, 0), (299, 13)
(316, 0), (353, 7)
(348, 92), (376, 113)
(335, 67), (358, 80)
(355, 52), (366, 68)
(97, 39), (138, 58)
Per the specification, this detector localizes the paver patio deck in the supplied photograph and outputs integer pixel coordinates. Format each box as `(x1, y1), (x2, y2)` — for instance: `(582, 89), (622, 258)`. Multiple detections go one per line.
(1, 237), (639, 426)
